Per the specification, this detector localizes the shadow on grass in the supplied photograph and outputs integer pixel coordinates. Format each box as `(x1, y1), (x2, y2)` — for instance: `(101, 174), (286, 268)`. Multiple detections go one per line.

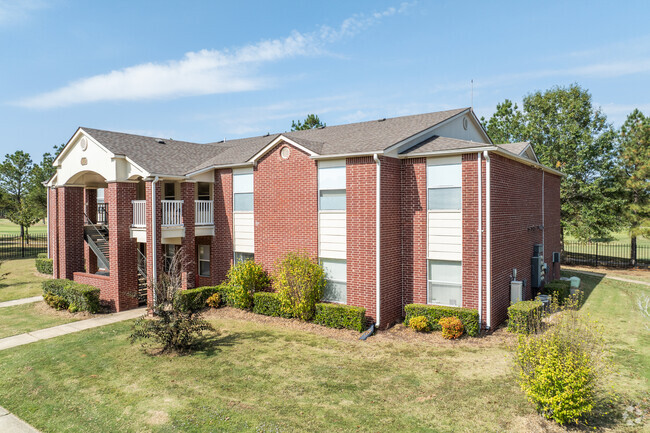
(560, 270), (604, 309)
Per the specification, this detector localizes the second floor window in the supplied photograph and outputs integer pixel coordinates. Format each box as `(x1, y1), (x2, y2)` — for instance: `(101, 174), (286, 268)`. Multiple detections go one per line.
(427, 162), (461, 211)
(318, 161), (346, 211)
(233, 169), (253, 212)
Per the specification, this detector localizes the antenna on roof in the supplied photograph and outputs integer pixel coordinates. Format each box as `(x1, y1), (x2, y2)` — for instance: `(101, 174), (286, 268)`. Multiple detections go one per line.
(471, 79), (474, 109)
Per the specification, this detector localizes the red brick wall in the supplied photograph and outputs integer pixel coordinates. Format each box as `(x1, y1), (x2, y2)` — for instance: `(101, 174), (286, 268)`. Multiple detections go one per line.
(106, 182), (138, 312)
(544, 172), (562, 281)
(380, 156), (402, 326)
(255, 142), (318, 272)
(212, 169), (233, 283)
(145, 180), (163, 306)
(49, 188), (60, 277)
(400, 158), (427, 306)
(490, 154), (562, 327)
(58, 186), (84, 280)
(346, 157), (377, 324)
(462, 154), (487, 327)
(73, 272), (111, 297)
(181, 182), (196, 288)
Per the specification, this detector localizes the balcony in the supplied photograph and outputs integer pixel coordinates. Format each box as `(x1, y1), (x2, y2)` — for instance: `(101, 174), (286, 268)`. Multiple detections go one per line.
(130, 199), (214, 240)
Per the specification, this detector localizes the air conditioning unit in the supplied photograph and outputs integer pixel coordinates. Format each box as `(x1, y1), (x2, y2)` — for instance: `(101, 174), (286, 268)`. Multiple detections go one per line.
(510, 280), (524, 304)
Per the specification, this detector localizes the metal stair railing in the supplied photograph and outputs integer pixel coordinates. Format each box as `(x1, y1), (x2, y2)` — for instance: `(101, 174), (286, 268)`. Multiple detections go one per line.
(84, 212), (110, 271)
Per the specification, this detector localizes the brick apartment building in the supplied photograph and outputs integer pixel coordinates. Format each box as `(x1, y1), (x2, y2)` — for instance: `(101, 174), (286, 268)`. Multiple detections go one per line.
(46, 108), (562, 330)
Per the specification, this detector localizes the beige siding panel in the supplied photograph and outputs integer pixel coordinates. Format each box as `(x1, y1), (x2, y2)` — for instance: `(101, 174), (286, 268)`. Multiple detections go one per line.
(234, 212), (254, 253)
(319, 212), (346, 259)
(428, 211), (462, 261)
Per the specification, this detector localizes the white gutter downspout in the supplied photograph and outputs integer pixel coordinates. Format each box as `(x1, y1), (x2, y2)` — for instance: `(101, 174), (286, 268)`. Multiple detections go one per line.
(151, 176), (160, 306)
(373, 154), (381, 327)
(483, 150), (492, 329)
(46, 187), (50, 258)
(477, 153), (482, 329)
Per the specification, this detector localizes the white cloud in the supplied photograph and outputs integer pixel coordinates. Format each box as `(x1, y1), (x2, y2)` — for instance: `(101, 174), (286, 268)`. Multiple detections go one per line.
(0, 0), (46, 25)
(18, 5), (408, 109)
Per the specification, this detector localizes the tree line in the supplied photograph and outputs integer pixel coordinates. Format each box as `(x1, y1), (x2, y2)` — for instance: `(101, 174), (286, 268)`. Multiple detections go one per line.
(481, 83), (649, 253)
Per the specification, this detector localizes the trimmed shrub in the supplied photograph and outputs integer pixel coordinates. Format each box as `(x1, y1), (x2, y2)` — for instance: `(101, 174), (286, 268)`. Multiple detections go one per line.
(404, 304), (479, 337)
(514, 309), (608, 425)
(222, 260), (270, 309)
(408, 315), (429, 332)
(313, 303), (366, 332)
(42, 279), (100, 313)
(543, 280), (571, 305)
(44, 293), (68, 310)
(439, 316), (464, 339)
(175, 286), (218, 312)
(273, 252), (326, 321)
(35, 256), (53, 274)
(206, 293), (221, 308)
(37, 253), (47, 258)
(508, 300), (544, 334)
(252, 292), (292, 318)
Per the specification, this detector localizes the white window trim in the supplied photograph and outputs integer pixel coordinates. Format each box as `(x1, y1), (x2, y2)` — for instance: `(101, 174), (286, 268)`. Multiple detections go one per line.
(320, 258), (347, 304)
(318, 160), (346, 212)
(198, 245), (210, 277)
(426, 260), (463, 307)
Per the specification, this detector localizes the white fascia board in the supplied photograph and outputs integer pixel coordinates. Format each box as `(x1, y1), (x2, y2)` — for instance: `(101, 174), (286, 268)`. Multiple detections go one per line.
(521, 143), (540, 163)
(492, 149), (563, 176)
(54, 128), (115, 167)
(185, 162), (254, 178)
(311, 151), (384, 160)
(148, 173), (188, 180)
(383, 109), (471, 155)
(112, 154), (150, 178)
(399, 146), (498, 159)
(468, 109), (493, 144)
(249, 135), (318, 163)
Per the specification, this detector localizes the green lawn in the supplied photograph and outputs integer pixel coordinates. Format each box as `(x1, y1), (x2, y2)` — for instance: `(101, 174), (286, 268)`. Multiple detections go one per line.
(0, 274), (646, 432)
(0, 218), (47, 235)
(0, 302), (82, 339)
(565, 230), (650, 246)
(0, 258), (49, 302)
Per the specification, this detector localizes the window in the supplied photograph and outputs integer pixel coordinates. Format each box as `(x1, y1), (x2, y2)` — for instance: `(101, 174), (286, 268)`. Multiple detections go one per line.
(427, 162), (461, 210)
(197, 182), (211, 200)
(164, 183), (176, 200)
(198, 245), (210, 277)
(233, 169), (253, 212)
(427, 260), (462, 306)
(318, 163), (346, 211)
(321, 258), (346, 303)
(164, 244), (177, 273)
(234, 252), (254, 263)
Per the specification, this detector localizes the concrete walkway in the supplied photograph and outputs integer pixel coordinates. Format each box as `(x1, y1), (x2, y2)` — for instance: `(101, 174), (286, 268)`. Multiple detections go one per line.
(0, 405), (41, 432)
(564, 268), (650, 287)
(0, 307), (146, 351)
(0, 296), (43, 308)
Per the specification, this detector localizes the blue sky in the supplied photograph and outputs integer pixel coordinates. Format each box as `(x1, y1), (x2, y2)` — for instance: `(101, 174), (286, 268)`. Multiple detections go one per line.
(1, 0), (649, 159)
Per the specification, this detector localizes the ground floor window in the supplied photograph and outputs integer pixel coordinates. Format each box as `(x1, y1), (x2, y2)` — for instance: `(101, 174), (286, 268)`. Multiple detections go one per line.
(427, 260), (462, 307)
(164, 244), (177, 273)
(321, 258), (346, 303)
(198, 244), (210, 277)
(234, 251), (254, 263)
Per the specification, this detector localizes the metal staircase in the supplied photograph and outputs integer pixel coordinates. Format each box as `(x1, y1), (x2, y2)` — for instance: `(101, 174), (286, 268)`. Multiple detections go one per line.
(84, 213), (110, 271)
(136, 248), (148, 305)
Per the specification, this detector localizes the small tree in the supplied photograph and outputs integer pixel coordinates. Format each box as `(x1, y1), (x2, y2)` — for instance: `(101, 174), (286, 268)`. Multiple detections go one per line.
(0, 151), (40, 240)
(273, 251), (326, 321)
(130, 248), (213, 354)
(222, 259), (270, 309)
(291, 114), (325, 131)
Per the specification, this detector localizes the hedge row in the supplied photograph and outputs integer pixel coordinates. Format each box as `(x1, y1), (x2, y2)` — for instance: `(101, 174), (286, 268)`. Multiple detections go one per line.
(313, 302), (366, 332)
(507, 300), (544, 334)
(252, 292), (292, 318)
(175, 286), (219, 312)
(404, 304), (479, 337)
(35, 256), (53, 275)
(543, 280), (571, 305)
(42, 279), (100, 313)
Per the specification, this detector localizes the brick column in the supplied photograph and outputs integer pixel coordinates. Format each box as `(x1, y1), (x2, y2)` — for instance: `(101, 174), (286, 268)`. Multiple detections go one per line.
(58, 186), (84, 280)
(84, 188), (98, 274)
(213, 169), (233, 283)
(181, 182), (196, 289)
(49, 188), (60, 278)
(106, 182), (138, 311)
(145, 180), (163, 306)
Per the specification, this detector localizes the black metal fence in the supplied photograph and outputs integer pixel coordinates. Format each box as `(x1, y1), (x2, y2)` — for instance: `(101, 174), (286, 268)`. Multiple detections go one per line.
(0, 233), (48, 260)
(562, 241), (650, 268)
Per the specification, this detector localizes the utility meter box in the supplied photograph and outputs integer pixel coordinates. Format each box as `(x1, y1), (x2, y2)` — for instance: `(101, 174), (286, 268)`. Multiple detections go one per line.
(531, 256), (544, 289)
(510, 280), (524, 304)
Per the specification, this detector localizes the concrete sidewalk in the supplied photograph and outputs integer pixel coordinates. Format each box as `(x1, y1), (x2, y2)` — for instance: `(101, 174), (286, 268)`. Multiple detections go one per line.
(0, 296), (44, 308)
(0, 307), (146, 351)
(0, 406), (40, 432)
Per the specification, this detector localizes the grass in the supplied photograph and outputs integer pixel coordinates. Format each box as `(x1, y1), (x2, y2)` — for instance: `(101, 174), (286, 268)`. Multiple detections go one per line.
(0, 269), (646, 432)
(0, 218), (47, 235)
(0, 258), (49, 302)
(0, 302), (82, 339)
(565, 230), (650, 246)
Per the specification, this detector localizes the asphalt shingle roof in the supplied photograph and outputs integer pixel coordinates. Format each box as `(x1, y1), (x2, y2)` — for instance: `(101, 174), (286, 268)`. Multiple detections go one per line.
(496, 142), (530, 155)
(80, 108), (474, 176)
(399, 135), (491, 156)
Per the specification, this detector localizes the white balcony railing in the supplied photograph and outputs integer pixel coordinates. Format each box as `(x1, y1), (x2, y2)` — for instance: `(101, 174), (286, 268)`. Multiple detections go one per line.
(195, 200), (214, 225)
(162, 200), (183, 226)
(132, 200), (147, 227)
